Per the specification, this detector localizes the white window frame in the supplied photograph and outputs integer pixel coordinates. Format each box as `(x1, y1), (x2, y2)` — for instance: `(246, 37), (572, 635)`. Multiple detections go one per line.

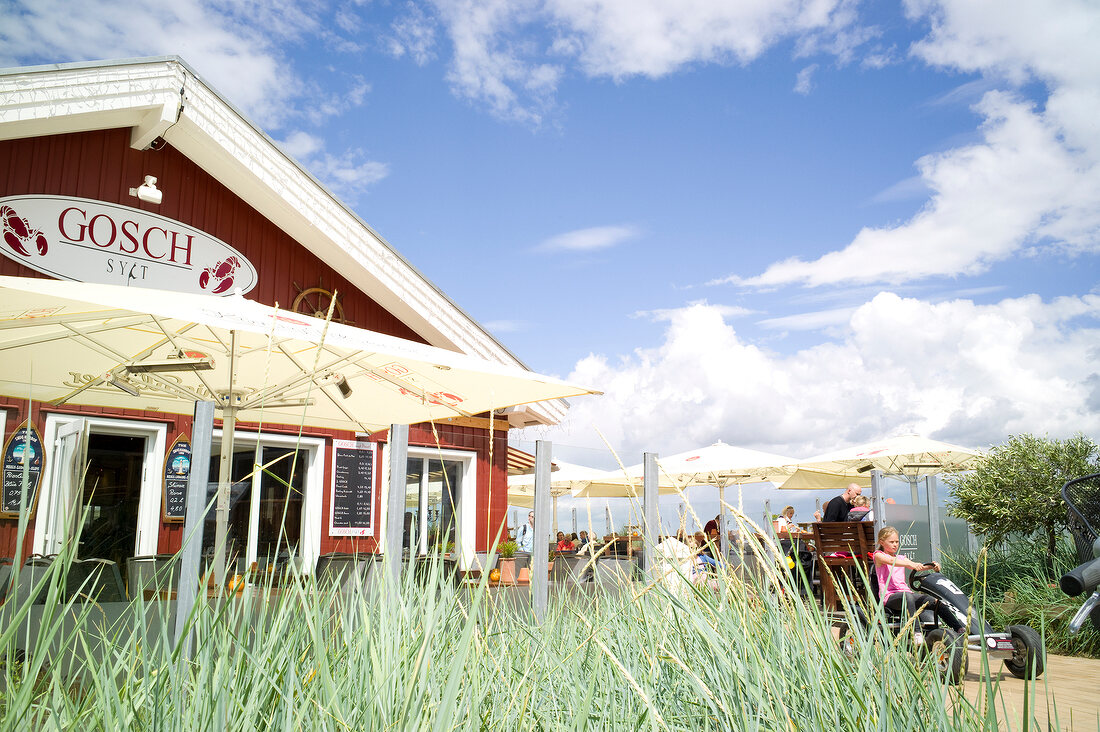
(210, 429), (324, 572)
(398, 446), (477, 568)
(36, 414), (167, 558)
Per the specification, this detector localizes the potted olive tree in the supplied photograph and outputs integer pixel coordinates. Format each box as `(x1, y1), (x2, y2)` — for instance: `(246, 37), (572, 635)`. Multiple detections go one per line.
(496, 540), (518, 585)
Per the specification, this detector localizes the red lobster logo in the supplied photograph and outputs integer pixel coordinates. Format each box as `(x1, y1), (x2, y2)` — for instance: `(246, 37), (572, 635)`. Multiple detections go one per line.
(1, 205), (48, 258)
(198, 256), (241, 294)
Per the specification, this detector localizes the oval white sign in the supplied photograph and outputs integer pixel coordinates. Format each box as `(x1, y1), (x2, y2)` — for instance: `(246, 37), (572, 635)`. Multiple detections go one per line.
(0, 195), (257, 296)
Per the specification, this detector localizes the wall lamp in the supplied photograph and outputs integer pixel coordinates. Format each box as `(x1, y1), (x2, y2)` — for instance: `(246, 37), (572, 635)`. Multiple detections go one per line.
(129, 175), (163, 205)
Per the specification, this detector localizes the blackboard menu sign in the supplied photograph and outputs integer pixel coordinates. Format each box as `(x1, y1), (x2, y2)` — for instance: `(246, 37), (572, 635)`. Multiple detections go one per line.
(2, 421), (44, 518)
(162, 434), (191, 522)
(329, 439), (375, 537)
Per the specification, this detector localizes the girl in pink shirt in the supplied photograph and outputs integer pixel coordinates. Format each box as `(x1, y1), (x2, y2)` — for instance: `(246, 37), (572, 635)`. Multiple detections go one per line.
(873, 526), (964, 639)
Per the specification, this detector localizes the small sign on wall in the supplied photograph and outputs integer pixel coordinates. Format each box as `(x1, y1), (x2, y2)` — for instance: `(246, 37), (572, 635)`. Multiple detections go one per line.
(1, 420), (44, 518)
(162, 434), (191, 522)
(329, 439), (375, 537)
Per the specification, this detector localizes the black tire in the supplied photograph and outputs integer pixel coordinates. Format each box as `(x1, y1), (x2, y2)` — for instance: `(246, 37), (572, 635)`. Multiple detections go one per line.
(1003, 625), (1045, 679)
(926, 628), (967, 685)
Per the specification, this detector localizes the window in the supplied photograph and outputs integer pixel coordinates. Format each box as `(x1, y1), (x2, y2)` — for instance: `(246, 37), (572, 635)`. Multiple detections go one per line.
(401, 447), (475, 565)
(202, 431), (323, 573)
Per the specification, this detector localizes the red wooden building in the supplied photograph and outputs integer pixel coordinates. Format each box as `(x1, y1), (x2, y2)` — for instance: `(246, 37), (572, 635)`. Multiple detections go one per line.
(0, 57), (566, 577)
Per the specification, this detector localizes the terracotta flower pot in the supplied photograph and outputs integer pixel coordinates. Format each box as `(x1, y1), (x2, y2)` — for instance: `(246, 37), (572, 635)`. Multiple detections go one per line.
(497, 557), (517, 585)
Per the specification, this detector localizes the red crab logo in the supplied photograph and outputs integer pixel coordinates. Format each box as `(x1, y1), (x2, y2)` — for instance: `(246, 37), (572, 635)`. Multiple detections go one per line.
(399, 388), (464, 408)
(1, 205), (48, 258)
(198, 256), (241, 294)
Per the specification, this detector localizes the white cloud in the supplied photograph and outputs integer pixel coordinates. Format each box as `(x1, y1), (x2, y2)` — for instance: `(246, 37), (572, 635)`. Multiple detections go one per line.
(757, 306), (856, 331)
(417, 0), (864, 122)
(279, 131), (325, 159)
(536, 224), (641, 252)
(866, 175), (931, 204)
(529, 294), (1100, 460)
(633, 301), (754, 322)
(308, 150), (390, 199)
(794, 64), (817, 95)
(279, 131), (390, 199)
(388, 2), (438, 65)
(727, 88), (1100, 288)
(726, 0), (1100, 289)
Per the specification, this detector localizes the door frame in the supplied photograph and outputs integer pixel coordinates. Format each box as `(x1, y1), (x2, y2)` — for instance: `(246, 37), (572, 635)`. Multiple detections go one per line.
(36, 414), (167, 557)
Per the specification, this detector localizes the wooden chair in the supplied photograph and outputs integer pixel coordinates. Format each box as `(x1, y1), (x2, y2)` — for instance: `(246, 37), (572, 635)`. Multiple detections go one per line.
(810, 522), (875, 611)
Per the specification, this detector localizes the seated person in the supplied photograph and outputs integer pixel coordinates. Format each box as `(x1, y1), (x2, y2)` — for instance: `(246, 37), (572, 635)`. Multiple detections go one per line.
(846, 495), (871, 521)
(874, 526), (965, 641)
(773, 506), (798, 538)
(693, 530), (721, 570)
(823, 483), (861, 521)
(703, 514), (720, 537)
(574, 530), (591, 553)
(555, 531), (575, 552)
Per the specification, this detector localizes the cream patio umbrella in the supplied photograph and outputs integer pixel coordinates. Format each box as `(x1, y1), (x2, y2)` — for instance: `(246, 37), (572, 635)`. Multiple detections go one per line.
(0, 275), (599, 582)
(619, 441), (802, 557)
(507, 460), (610, 508)
(792, 434), (982, 478)
(787, 434), (982, 537)
(507, 460), (611, 538)
(510, 460), (678, 537)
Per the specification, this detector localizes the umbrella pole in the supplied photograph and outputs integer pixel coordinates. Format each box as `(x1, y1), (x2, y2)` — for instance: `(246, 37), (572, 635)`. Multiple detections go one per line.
(213, 329), (237, 592)
(213, 405), (237, 591)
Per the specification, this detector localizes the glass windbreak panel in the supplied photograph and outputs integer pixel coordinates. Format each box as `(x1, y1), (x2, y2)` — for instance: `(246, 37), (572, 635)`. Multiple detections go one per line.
(404, 458), (422, 554)
(78, 434), (144, 576)
(255, 447), (306, 565)
(941, 516), (974, 557)
(203, 449), (254, 572)
(424, 459), (461, 553)
(881, 502), (931, 560)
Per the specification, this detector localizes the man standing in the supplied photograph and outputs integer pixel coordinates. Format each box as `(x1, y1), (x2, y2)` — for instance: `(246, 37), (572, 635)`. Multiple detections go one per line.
(515, 510), (535, 572)
(823, 483), (862, 522)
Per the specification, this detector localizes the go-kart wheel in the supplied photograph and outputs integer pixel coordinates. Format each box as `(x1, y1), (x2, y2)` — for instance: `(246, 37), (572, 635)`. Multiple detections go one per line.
(1003, 625), (1045, 679)
(926, 628), (967, 685)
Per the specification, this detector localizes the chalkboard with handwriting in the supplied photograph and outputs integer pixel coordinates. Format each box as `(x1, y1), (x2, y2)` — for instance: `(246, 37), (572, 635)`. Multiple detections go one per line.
(329, 440), (375, 536)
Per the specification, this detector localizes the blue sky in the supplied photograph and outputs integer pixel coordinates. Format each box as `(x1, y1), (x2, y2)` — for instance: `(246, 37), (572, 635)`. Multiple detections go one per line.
(2, 1), (1099, 524)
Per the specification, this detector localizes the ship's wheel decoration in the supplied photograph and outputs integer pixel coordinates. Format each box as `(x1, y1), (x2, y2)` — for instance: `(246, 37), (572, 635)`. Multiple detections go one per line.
(292, 283), (351, 325)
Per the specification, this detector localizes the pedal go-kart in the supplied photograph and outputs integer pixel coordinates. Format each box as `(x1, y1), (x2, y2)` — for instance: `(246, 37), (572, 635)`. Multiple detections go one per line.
(838, 562), (1044, 685)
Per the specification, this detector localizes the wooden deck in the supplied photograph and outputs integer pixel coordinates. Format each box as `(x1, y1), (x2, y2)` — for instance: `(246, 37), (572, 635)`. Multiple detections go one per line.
(961, 650), (1100, 730)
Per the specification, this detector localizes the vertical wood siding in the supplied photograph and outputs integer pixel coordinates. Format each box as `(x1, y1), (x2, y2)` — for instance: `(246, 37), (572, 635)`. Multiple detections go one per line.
(0, 129), (505, 563)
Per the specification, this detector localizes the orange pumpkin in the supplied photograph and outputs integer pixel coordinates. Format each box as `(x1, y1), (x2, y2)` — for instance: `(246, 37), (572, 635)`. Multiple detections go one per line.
(489, 568), (502, 582)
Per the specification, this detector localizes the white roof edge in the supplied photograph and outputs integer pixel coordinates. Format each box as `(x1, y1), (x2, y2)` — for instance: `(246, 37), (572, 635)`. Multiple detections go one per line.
(0, 56), (570, 425)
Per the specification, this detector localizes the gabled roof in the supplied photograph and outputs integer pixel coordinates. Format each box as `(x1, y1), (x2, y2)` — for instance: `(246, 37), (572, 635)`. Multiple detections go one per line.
(0, 56), (565, 427)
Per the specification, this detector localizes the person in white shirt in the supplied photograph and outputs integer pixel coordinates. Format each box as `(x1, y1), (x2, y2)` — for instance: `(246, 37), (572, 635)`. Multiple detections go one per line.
(516, 510), (535, 553)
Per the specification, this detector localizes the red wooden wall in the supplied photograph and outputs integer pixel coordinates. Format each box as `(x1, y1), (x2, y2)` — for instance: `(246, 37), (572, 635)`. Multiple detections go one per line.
(0, 129), (507, 563)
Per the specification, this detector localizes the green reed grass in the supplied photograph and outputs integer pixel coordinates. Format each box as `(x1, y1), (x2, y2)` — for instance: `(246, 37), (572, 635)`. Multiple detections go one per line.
(0, 531), (1050, 730)
(943, 539), (1100, 659)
